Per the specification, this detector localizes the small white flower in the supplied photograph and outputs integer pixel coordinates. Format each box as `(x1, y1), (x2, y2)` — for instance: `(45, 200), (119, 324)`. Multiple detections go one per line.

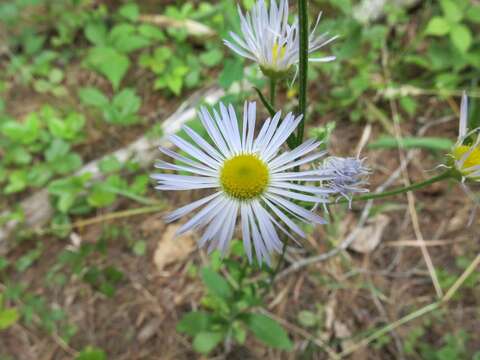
(452, 92), (480, 181)
(224, 0), (337, 78)
(152, 102), (335, 264)
(322, 156), (370, 206)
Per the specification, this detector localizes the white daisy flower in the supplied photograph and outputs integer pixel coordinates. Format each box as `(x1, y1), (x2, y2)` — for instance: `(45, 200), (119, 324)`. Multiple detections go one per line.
(224, 0), (337, 79)
(152, 102), (335, 264)
(452, 92), (480, 181)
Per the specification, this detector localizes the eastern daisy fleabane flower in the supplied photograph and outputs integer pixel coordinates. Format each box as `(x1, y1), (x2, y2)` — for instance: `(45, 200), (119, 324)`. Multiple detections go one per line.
(451, 92), (480, 181)
(322, 156), (370, 206)
(152, 102), (336, 264)
(224, 0), (337, 79)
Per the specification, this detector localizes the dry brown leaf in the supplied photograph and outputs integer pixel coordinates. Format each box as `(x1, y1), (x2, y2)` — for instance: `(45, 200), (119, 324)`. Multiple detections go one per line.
(349, 214), (390, 253)
(153, 224), (196, 271)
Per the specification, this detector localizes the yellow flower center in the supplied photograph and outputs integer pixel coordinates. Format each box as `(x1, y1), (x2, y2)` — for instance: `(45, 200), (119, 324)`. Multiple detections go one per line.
(220, 154), (269, 200)
(453, 145), (480, 174)
(272, 42), (287, 64)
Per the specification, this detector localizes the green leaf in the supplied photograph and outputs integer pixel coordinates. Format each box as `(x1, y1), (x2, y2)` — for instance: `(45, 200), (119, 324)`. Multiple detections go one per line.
(15, 247), (42, 272)
(87, 183), (117, 208)
(440, 0), (463, 23)
(177, 311), (212, 336)
(192, 332), (223, 354)
(28, 164), (53, 187)
(201, 268), (232, 300)
(0, 308), (19, 330)
(219, 58), (244, 89)
(200, 49), (223, 67)
(103, 88), (141, 125)
(75, 346), (107, 360)
(424, 17), (450, 36)
(5, 170), (27, 194)
(118, 3), (139, 21)
(85, 47), (130, 90)
(369, 136), (453, 151)
(450, 24), (472, 52)
(84, 22), (108, 46)
(466, 5), (480, 23)
(112, 88), (141, 116)
(79, 87), (109, 108)
(245, 313), (293, 350)
(1, 113), (40, 144)
(138, 24), (165, 41)
(110, 24), (150, 53)
(99, 156), (122, 173)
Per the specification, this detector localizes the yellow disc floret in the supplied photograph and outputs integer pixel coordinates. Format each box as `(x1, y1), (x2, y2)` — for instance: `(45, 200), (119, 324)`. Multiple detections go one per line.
(220, 154), (269, 200)
(453, 144), (480, 176)
(260, 42), (290, 79)
(272, 42), (287, 65)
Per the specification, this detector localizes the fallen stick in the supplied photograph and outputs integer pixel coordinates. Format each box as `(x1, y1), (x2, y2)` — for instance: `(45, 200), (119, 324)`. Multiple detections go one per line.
(138, 14), (215, 38)
(0, 86), (224, 254)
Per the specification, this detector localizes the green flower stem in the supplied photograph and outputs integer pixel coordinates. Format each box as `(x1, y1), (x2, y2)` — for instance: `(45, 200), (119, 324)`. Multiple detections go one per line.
(265, 0), (309, 295)
(270, 77), (277, 108)
(296, 0), (309, 146)
(336, 171), (453, 205)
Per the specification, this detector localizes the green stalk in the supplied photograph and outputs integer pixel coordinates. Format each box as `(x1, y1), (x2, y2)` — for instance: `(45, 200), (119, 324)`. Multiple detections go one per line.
(336, 171), (452, 205)
(296, 0), (309, 146)
(270, 77), (277, 108)
(265, 0), (310, 294)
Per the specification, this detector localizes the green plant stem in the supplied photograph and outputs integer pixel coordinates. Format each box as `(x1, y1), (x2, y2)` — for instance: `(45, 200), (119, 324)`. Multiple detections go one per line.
(264, 0), (309, 294)
(296, 0), (309, 146)
(336, 171), (452, 205)
(270, 78), (277, 108)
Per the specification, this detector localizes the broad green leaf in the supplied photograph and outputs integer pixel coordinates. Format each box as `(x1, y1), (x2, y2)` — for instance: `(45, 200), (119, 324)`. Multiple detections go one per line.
(118, 3), (139, 21)
(1, 113), (40, 144)
(177, 311), (212, 336)
(110, 24), (150, 53)
(192, 332), (223, 354)
(450, 24), (472, 52)
(7, 147), (32, 165)
(219, 58), (244, 89)
(87, 183), (117, 208)
(0, 308), (19, 330)
(5, 170), (27, 194)
(99, 156), (122, 173)
(200, 49), (223, 67)
(28, 164), (53, 187)
(369, 136), (453, 151)
(424, 17), (450, 36)
(85, 47), (130, 90)
(103, 88), (141, 125)
(75, 346), (107, 360)
(245, 313), (293, 350)
(112, 88), (141, 116)
(84, 22), (108, 46)
(47, 113), (85, 141)
(138, 24), (165, 41)
(466, 5), (480, 23)
(15, 247), (42, 272)
(115, 34), (150, 53)
(201, 268), (232, 300)
(78, 87), (109, 107)
(440, 0), (463, 23)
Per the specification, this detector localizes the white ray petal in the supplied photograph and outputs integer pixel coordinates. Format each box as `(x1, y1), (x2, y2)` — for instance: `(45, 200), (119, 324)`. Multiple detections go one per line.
(165, 192), (222, 223)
